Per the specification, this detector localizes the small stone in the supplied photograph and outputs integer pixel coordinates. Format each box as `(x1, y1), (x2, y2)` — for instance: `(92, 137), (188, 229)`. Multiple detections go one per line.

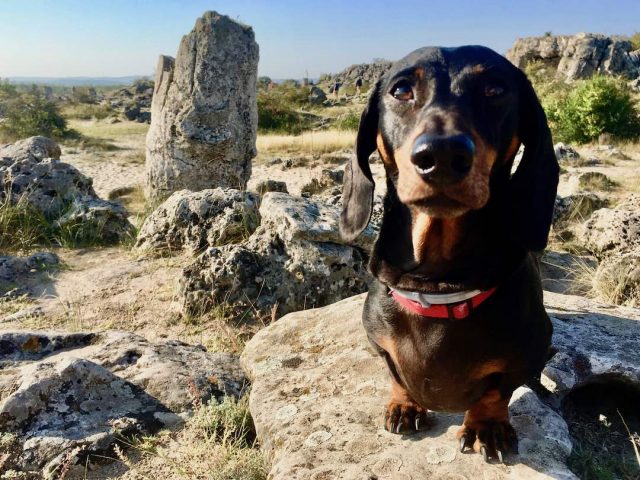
(276, 404), (298, 422)
(304, 430), (332, 448)
(371, 455), (403, 476)
(424, 444), (457, 464)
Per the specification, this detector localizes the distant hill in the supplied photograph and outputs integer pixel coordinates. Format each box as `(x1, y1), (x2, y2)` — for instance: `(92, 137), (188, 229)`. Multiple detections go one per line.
(5, 76), (152, 87)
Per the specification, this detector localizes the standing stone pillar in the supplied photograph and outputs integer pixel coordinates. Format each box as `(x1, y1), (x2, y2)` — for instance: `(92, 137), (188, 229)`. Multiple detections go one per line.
(145, 11), (259, 200)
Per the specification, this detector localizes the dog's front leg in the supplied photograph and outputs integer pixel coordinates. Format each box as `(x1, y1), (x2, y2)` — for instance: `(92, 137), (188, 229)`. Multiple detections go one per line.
(457, 389), (517, 462)
(373, 336), (433, 435)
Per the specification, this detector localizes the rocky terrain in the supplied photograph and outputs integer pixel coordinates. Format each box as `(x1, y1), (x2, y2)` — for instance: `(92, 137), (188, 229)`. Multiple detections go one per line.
(1, 21), (640, 480)
(507, 33), (640, 82)
(242, 292), (640, 480)
(106, 80), (154, 123)
(319, 59), (393, 86)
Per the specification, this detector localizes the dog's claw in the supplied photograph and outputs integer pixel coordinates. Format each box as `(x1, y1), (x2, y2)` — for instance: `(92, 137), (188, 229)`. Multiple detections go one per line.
(384, 402), (431, 435)
(459, 436), (467, 453)
(457, 421), (517, 462)
(480, 446), (489, 463)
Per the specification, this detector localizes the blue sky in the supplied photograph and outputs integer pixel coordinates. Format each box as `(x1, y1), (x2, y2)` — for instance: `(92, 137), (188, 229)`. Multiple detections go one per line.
(1, 0), (639, 79)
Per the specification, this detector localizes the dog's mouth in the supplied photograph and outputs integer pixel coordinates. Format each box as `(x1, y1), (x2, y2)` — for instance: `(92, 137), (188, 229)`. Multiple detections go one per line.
(410, 193), (469, 217)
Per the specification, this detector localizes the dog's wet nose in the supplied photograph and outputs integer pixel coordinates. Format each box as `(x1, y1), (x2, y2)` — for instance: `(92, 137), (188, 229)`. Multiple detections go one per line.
(410, 134), (475, 186)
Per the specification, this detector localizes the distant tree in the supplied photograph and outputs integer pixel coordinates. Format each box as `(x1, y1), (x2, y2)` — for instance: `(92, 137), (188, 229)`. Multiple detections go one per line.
(544, 31), (553, 37)
(257, 76), (272, 89)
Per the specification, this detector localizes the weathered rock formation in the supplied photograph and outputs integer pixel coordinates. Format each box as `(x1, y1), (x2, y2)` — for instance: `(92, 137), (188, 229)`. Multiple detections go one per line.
(576, 195), (640, 305)
(135, 188), (259, 255)
(320, 60), (393, 86)
(507, 33), (640, 81)
(0, 136), (133, 242)
(578, 194), (640, 258)
(241, 292), (640, 480)
(0, 330), (247, 476)
(178, 192), (377, 318)
(145, 11), (259, 200)
(106, 79), (154, 123)
(308, 85), (327, 105)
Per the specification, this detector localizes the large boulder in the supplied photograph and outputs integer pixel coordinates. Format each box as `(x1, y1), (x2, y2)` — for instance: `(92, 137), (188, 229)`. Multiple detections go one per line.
(0, 137), (133, 241)
(0, 330), (247, 476)
(574, 195), (640, 306)
(578, 194), (640, 258)
(135, 188), (260, 255)
(308, 86), (327, 105)
(145, 11), (259, 200)
(552, 193), (607, 227)
(241, 292), (640, 480)
(507, 33), (640, 81)
(0, 137), (92, 217)
(178, 192), (376, 318)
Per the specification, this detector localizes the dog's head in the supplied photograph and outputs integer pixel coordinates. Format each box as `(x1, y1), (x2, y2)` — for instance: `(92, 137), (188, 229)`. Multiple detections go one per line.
(340, 46), (559, 251)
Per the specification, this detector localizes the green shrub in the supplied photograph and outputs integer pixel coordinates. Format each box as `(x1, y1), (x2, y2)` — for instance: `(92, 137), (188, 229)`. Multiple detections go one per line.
(552, 76), (640, 143)
(630, 32), (640, 50)
(0, 195), (128, 252)
(334, 110), (360, 131)
(0, 90), (72, 141)
(525, 64), (640, 143)
(257, 84), (312, 134)
(0, 197), (51, 252)
(193, 396), (256, 448)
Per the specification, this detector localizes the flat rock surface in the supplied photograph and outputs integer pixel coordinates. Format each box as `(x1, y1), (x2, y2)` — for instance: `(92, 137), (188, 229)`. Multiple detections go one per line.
(241, 292), (640, 480)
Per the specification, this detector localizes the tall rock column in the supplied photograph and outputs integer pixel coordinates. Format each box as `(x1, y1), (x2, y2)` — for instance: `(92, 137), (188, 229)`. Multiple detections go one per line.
(145, 11), (259, 200)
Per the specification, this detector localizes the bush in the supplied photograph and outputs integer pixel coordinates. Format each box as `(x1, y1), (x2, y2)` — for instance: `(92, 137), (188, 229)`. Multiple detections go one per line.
(333, 110), (360, 131)
(630, 32), (640, 50)
(0, 89), (72, 141)
(525, 64), (640, 143)
(257, 83), (312, 134)
(552, 76), (640, 143)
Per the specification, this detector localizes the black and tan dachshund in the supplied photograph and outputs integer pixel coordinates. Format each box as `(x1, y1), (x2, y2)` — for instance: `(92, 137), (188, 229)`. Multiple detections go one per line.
(340, 46), (559, 463)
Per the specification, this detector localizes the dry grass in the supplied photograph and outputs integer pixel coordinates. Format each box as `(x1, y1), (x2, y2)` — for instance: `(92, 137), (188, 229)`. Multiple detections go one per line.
(94, 396), (267, 480)
(68, 119), (149, 139)
(257, 129), (355, 155)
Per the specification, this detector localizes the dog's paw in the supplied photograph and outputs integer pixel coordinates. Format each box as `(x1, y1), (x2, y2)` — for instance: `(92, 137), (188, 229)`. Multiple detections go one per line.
(456, 420), (518, 463)
(384, 401), (433, 434)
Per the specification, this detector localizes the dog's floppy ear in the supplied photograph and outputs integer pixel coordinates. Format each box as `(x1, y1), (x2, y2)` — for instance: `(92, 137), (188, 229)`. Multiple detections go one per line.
(508, 70), (560, 251)
(340, 80), (381, 242)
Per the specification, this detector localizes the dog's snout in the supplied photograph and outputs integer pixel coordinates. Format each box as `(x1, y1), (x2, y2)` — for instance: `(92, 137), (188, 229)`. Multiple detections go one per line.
(410, 134), (475, 186)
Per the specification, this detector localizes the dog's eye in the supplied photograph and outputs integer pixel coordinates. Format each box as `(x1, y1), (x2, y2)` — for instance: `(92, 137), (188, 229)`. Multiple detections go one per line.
(484, 83), (505, 97)
(391, 81), (414, 101)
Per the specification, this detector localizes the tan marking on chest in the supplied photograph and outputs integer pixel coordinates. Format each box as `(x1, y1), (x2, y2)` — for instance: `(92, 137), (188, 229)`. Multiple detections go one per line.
(412, 211), (465, 264)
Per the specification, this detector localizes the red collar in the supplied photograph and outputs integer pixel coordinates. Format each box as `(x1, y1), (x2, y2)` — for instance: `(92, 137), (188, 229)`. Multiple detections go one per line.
(390, 287), (497, 320)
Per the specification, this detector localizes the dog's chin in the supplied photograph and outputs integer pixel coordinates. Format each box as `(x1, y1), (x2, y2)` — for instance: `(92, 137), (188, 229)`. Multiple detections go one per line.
(410, 195), (470, 218)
